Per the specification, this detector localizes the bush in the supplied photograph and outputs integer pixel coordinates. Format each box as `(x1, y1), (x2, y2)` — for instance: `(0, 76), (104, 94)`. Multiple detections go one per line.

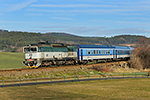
(127, 51), (143, 69)
(128, 36), (150, 69)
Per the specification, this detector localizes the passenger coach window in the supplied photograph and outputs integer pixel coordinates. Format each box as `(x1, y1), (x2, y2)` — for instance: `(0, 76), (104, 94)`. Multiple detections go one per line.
(88, 50), (90, 54)
(91, 50), (93, 54)
(121, 51), (123, 53)
(108, 50), (110, 54)
(99, 50), (101, 54)
(118, 51), (119, 54)
(94, 50), (95, 54)
(97, 50), (98, 54)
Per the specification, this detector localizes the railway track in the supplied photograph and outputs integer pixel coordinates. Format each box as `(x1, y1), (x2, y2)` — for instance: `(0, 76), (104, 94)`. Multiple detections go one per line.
(0, 61), (128, 72)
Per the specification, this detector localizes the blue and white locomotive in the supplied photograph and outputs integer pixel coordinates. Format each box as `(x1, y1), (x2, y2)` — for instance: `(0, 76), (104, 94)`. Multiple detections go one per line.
(23, 42), (134, 68)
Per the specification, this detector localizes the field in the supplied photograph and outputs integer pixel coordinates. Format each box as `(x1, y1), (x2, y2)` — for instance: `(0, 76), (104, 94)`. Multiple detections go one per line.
(0, 78), (150, 100)
(0, 52), (25, 70)
(0, 52), (150, 100)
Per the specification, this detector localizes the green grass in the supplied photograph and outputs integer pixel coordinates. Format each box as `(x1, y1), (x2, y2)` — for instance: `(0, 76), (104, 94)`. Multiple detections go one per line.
(0, 52), (25, 69)
(0, 78), (150, 100)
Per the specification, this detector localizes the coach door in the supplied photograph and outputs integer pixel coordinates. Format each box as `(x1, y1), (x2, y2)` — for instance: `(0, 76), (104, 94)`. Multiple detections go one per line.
(113, 50), (117, 59)
(81, 49), (83, 61)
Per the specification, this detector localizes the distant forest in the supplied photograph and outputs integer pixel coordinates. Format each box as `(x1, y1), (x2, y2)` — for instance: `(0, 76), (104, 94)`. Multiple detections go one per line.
(0, 29), (149, 52)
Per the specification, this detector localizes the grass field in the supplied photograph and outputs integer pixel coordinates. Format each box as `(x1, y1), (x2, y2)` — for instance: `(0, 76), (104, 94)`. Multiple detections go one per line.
(0, 52), (25, 70)
(0, 78), (150, 100)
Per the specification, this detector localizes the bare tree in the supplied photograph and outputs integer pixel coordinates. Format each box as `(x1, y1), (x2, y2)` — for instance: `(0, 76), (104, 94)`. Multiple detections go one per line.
(135, 36), (150, 69)
(136, 36), (149, 48)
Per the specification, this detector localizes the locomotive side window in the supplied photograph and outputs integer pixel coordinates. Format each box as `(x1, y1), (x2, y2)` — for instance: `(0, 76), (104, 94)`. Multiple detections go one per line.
(40, 47), (44, 52)
(45, 48), (48, 52)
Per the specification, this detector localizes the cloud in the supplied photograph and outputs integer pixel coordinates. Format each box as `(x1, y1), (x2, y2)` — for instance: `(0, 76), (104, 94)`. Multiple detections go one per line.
(29, 1), (150, 15)
(27, 13), (43, 16)
(31, 4), (116, 8)
(52, 17), (74, 20)
(40, 26), (70, 29)
(2, 0), (37, 12)
(69, 27), (150, 37)
(0, 20), (45, 25)
(27, 9), (137, 14)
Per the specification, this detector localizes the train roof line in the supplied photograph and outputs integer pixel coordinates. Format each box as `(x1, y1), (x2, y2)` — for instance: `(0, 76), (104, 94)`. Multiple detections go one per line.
(25, 42), (134, 49)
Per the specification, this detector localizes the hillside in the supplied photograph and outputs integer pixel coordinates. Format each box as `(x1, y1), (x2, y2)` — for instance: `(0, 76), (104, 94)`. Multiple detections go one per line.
(0, 30), (57, 51)
(0, 29), (149, 52)
(45, 32), (146, 45)
(45, 32), (79, 37)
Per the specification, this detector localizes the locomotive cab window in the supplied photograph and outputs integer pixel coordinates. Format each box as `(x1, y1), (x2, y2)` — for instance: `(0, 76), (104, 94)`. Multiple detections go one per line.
(24, 47), (37, 53)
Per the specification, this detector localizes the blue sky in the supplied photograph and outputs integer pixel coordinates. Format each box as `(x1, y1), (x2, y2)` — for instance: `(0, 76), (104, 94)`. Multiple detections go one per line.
(0, 0), (150, 37)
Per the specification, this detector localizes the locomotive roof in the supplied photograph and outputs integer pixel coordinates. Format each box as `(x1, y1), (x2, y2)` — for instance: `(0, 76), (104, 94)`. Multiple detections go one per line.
(30, 42), (68, 48)
(26, 42), (134, 50)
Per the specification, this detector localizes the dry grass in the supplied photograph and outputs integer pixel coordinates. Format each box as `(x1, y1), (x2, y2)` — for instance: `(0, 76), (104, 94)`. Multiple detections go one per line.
(0, 78), (150, 100)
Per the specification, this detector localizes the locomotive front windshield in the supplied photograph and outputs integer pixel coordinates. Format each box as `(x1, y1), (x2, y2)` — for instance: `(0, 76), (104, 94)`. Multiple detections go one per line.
(24, 47), (37, 53)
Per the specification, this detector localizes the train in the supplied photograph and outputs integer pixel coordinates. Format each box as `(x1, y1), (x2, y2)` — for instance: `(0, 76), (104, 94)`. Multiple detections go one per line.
(23, 41), (134, 68)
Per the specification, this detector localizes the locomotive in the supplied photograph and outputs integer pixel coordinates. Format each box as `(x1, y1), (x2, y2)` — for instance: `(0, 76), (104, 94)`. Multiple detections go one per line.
(23, 41), (134, 68)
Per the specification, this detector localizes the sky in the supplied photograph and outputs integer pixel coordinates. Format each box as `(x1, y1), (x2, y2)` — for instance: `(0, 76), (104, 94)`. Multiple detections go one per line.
(0, 0), (150, 37)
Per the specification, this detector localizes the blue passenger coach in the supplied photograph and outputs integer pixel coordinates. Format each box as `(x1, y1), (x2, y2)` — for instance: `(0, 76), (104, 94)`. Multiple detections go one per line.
(77, 44), (133, 62)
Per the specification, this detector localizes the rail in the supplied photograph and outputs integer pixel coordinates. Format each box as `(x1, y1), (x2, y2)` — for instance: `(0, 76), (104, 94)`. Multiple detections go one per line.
(0, 72), (149, 87)
(0, 60), (127, 72)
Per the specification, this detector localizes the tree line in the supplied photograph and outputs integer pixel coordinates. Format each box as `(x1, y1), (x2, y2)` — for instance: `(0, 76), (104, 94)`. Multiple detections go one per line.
(0, 29), (150, 52)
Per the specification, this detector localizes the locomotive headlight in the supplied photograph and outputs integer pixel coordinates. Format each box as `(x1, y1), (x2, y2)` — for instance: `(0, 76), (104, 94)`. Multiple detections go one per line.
(34, 59), (37, 64)
(26, 61), (28, 64)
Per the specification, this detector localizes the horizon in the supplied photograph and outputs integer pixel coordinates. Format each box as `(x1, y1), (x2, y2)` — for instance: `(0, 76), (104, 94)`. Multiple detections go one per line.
(1, 0), (150, 37)
(0, 29), (148, 38)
